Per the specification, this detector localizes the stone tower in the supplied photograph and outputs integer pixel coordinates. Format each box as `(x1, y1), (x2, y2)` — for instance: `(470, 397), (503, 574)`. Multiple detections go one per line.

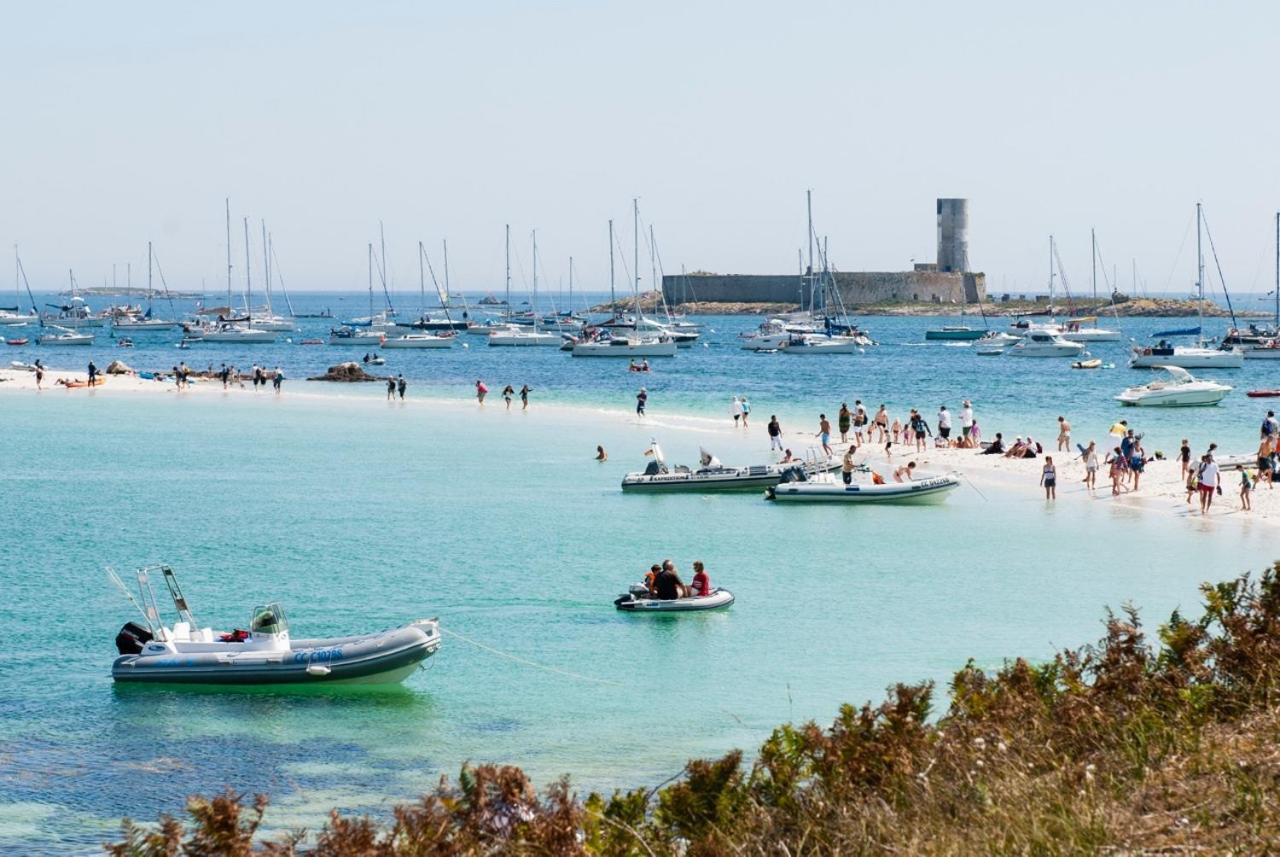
(936, 198), (970, 273)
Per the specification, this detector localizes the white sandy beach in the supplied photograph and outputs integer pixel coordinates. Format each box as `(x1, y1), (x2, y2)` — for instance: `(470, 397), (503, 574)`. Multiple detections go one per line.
(3, 364), (1272, 528)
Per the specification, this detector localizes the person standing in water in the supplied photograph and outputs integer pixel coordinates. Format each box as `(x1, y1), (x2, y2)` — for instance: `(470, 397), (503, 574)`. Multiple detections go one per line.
(87, 360), (98, 387)
(502, 384), (514, 409)
(519, 384), (531, 410)
(740, 396), (750, 427)
(635, 387), (647, 416)
(1057, 416), (1071, 452)
(817, 414), (833, 457)
(386, 377), (396, 400)
(475, 379), (488, 404)
(595, 445), (608, 462)
(767, 415), (783, 451)
(731, 395), (743, 426)
(1040, 456), (1057, 500)
(397, 374), (407, 400)
(272, 367), (284, 393)
(837, 403), (852, 444)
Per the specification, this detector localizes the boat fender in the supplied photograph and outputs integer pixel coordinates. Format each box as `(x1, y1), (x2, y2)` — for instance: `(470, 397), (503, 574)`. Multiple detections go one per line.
(305, 664), (332, 677)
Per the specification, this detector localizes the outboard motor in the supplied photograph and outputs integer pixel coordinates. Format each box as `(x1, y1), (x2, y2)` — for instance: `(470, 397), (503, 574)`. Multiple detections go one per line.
(778, 464), (809, 484)
(115, 622), (153, 655)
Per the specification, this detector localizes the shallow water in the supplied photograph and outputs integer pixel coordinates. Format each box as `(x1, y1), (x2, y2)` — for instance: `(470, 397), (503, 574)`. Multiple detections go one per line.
(2, 295), (1276, 851)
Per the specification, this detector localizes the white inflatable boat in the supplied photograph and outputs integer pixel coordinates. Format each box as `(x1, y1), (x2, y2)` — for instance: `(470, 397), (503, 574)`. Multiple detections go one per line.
(621, 441), (834, 492)
(110, 565), (441, 685)
(614, 584), (735, 612)
(766, 470), (959, 504)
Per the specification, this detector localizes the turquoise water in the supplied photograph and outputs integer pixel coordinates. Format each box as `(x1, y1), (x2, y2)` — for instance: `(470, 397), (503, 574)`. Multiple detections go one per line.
(2, 298), (1277, 852)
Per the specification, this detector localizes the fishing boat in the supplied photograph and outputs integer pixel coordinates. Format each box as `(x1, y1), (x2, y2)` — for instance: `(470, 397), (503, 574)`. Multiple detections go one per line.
(621, 441), (832, 492)
(924, 325), (986, 341)
(1007, 330), (1085, 358)
(1114, 366), (1231, 407)
(110, 565), (442, 685)
(766, 469), (959, 504)
(614, 584), (734, 613)
(38, 325), (93, 345)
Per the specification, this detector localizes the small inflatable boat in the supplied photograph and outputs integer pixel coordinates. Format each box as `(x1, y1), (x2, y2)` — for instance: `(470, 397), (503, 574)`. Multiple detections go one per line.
(766, 470), (959, 504)
(110, 565), (441, 685)
(1072, 358), (1102, 369)
(614, 584), (734, 612)
(1247, 390), (1280, 398)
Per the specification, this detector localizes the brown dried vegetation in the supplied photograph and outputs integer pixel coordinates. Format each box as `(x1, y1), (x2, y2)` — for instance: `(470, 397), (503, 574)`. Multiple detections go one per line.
(108, 564), (1280, 855)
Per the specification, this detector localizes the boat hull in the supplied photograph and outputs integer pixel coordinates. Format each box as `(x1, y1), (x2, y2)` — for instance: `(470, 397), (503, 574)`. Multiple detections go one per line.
(615, 588), (734, 612)
(112, 621), (441, 685)
(572, 341), (678, 357)
(767, 476), (959, 504)
(381, 335), (454, 349)
(1115, 390), (1229, 406)
(488, 333), (561, 346)
(925, 328), (986, 341)
(1130, 351), (1244, 369)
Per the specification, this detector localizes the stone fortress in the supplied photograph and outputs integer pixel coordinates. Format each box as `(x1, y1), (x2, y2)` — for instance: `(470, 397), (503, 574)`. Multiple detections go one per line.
(661, 199), (986, 307)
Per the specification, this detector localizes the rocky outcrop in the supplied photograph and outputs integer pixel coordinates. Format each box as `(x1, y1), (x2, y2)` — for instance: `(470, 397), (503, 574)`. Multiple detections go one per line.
(307, 362), (384, 382)
(105, 360), (134, 375)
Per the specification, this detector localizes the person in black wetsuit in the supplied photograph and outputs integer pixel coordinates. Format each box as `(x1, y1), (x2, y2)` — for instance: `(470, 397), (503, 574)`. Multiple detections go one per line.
(981, 432), (1005, 455)
(654, 560), (686, 600)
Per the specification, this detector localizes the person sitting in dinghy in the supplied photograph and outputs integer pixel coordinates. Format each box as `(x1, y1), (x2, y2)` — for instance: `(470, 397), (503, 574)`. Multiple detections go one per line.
(644, 564), (661, 595)
(655, 560), (686, 600)
(690, 561), (711, 597)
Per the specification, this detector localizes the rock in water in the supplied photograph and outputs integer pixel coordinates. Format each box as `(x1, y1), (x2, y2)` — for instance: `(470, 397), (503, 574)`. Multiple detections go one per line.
(307, 362), (383, 382)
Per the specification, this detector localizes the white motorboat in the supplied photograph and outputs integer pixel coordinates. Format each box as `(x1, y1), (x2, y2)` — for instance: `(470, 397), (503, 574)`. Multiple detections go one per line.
(1060, 316), (1121, 342)
(1006, 330), (1086, 357)
(1114, 366), (1231, 406)
(621, 442), (834, 492)
(329, 326), (385, 346)
(247, 314), (297, 332)
(974, 342), (1006, 356)
(114, 316), (180, 331)
(1237, 340), (1280, 360)
(488, 325), (561, 346)
(739, 319), (791, 351)
(572, 334), (677, 357)
(614, 584), (734, 613)
(0, 309), (38, 325)
(110, 566), (441, 685)
(1129, 341), (1244, 369)
(42, 295), (106, 328)
(38, 325), (94, 346)
(977, 331), (1020, 346)
(766, 469), (959, 504)
(779, 334), (862, 354)
(382, 333), (454, 349)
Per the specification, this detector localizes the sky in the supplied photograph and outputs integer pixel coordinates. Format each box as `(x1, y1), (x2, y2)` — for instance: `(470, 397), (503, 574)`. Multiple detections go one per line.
(3, 1), (1279, 297)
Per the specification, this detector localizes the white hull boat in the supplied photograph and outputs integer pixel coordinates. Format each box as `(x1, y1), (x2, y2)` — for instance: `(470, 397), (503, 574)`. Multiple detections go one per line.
(329, 328), (385, 346)
(1129, 345), (1244, 369)
(1060, 327), (1121, 343)
(114, 318), (181, 331)
(488, 328), (562, 346)
(38, 326), (94, 346)
(767, 471), (959, 504)
(382, 333), (454, 349)
(572, 337), (677, 357)
(1242, 343), (1280, 360)
(0, 311), (39, 325)
(247, 316), (297, 332)
(1114, 366), (1231, 406)
(974, 343), (1006, 355)
(780, 334), (862, 354)
(110, 565), (441, 685)
(614, 584), (734, 612)
(200, 326), (278, 343)
(1007, 330), (1086, 357)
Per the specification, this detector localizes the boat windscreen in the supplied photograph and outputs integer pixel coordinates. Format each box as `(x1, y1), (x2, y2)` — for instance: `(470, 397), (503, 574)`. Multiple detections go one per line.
(250, 603), (288, 636)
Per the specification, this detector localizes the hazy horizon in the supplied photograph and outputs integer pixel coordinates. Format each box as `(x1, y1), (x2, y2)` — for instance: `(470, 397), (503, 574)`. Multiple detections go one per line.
(4, 2), (1278, 295)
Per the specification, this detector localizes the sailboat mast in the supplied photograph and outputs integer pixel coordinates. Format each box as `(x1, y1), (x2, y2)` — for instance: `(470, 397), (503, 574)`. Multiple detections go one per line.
(147, 240), (152, 311)
(225, 198), (232, 314)
(505, 224), (511, 312)
(1091, 228), (1097, 301)
(806, 190), (814, 313)
(418, 240), (426, 312)
(1196, 202), (1204, 342)
(633, 198), (640, 320)
(442, 239), (450, 306)
(649, 224), (657, 318)
(243, 217), (253, 329)
(608, 219), (615, 312)
(569, 256), (573, 311)
(261, 219), (272, 315)
(368, 243), (374, 319)
(379, 221), (391, 314)
(1274, 211), (1278, 328)
(532, 229), (539, 333)
(1048, 235), (1055, 307)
